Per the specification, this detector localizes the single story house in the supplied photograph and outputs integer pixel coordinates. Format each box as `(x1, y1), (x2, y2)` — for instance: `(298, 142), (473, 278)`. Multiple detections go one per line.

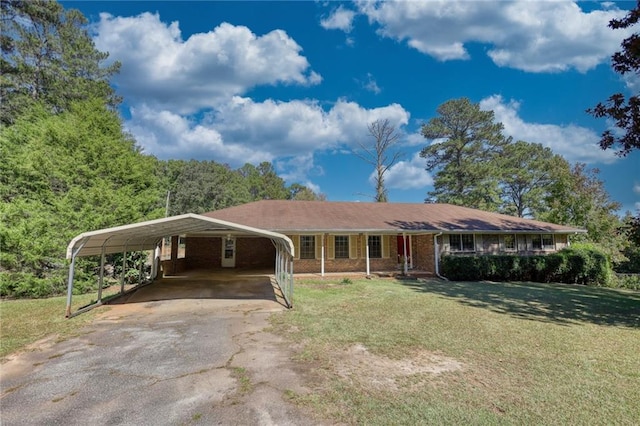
(163, 200), (586, 277)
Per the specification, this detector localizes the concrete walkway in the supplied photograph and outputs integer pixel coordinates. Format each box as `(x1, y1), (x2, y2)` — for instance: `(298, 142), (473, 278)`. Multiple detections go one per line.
(1, 272), (324, 425)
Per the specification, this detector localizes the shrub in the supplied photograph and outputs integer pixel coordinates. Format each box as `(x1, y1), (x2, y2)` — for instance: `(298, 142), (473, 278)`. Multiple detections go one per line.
(440, 246), (611, 286)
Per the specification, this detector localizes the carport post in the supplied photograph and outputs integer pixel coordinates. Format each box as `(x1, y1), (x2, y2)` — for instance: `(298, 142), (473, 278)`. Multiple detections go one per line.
(65, 239), (87, 318)
(288, 257), (294, 307)
(120, 243), (128, 294)
(97, 246), (106, 303)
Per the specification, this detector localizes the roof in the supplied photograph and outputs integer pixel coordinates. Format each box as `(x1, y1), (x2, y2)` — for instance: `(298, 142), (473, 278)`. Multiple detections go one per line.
(66, 213), (295, 258)
(203, 200), (586, 234)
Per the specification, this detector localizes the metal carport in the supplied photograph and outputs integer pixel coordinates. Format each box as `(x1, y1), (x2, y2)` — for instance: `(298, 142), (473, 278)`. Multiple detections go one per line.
(65, 214), (295, 317)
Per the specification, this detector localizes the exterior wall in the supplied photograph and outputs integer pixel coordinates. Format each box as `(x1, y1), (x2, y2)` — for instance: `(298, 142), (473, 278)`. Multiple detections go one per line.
(235, 238), (274, 268)
(441, 233), (571, 256)
(183, 236), (275, 270)
(412, 235), (435, 273)
(289, 233), (400, 274)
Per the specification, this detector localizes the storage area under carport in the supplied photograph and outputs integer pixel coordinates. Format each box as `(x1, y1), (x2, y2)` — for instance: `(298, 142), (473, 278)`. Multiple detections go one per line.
(107, 269), (288, 307)
(65, 214), (295, 317)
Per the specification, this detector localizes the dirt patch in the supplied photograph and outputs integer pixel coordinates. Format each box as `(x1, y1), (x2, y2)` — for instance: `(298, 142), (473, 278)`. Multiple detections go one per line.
(331, 343), (463, 391)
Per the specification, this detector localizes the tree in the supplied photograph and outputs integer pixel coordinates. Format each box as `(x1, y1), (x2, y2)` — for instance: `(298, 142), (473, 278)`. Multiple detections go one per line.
(166, 160), (251, 215)
(420, 98), (509, 210)
(497, 141), (566, 218)
(0, 99), (163, 297)
(587, 2), (639, 156)
(287, 183), (326, 201)
(0, 0), (121, 124)
(354, 119), (403, 202)
(537, 163), (624, 262)
(239, 162), (289, 201)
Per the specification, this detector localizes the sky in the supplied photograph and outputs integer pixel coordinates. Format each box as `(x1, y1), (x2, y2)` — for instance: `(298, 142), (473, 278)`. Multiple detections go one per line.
(63, 0), (639, 214)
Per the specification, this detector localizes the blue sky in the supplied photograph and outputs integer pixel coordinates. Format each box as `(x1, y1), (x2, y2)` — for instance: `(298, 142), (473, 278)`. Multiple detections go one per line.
(64, 0), (639, 214)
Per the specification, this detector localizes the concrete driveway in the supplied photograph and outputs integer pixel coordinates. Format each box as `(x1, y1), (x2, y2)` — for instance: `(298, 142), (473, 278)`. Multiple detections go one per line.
(1, 272), (322, 425)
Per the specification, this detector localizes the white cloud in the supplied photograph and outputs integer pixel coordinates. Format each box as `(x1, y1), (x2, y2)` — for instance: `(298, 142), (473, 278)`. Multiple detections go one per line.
(480, 95), (618, 164)
(93, 13), (320, 113)
(633, 182), (640, 195)
(320, 5), (356, 32)
(370, 151), (433, 190)
(363, 73), (381, 94)
(126, 97), (410, 165)
(355, 1), (633, 73)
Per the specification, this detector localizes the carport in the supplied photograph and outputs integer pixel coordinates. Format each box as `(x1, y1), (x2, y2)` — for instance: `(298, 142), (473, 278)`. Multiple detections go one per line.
(65, 214), (295, 317)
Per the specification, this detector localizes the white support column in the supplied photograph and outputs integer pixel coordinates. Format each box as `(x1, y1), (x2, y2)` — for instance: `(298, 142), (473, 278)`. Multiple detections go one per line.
(403, 233), (408, 275)
(65, 239), (88, 317)
(321, 234), (325, 277)
(97, 246), (106, 303)
(120, 245), (127, 294)
(365, 233), (370, 276)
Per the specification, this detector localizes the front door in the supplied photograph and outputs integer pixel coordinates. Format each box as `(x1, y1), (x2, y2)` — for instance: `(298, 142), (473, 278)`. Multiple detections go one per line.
(221, 237), (236, 268)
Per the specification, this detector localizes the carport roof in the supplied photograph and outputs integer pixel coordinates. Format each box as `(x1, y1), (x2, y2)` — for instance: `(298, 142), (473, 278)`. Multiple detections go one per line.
(66, 213), (294, 258)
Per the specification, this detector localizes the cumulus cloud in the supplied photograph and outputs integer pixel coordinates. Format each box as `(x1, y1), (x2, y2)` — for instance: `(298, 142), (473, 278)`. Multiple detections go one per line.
(479, 95), (618, 164)
(321, 5), (357, 32)
(370, 151), (433, 190)
(126, 97), (410, 165)
(355, 1), (632, 72)
(93, 12), (321, 113)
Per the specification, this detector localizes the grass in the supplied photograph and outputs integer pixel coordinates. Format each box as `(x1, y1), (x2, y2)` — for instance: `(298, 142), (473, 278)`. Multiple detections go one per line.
(0, 286), (123, 359)
(272, 278), (640, 425)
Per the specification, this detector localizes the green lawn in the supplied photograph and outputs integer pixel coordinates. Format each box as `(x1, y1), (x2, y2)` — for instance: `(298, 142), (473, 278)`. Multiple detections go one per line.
(0, 289), (117, 359)
(272, 278), (640, 425)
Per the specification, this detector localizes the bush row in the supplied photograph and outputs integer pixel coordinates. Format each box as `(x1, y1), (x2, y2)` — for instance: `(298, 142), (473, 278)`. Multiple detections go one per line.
(440, 246), (611, 286)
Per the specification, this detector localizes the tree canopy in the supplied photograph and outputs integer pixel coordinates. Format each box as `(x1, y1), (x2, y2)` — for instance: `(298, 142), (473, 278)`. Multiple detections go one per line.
(587, 1), (640, 156)
(420, 98), (509, 210)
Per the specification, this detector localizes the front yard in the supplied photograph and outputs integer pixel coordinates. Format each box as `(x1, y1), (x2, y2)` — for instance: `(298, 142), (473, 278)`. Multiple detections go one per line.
(272, 278), (640, 425)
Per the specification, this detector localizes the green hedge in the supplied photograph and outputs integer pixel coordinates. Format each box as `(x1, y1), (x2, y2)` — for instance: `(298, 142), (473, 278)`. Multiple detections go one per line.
(440, 246), (611, 286)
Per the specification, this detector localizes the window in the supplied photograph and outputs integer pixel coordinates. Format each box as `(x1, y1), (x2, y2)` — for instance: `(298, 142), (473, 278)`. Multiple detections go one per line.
(503, 234), (516, 251)
(334, 235), (349, 259)
(300, 235), (315, 259)
(450, 234), (475, 252)
(368, 235), (382, 258)
(532, 234), (554, 250)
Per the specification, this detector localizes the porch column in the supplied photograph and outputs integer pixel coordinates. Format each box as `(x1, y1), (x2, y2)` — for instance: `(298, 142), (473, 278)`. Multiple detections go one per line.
(321, 233), (325, 277)
(403, 233), (408, 275)
(365, 233), (370, 276)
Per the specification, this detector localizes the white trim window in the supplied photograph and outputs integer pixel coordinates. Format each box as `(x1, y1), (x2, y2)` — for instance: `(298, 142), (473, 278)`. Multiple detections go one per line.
(531, 234), (554, 250)
(334, 235), (349, 259)
(300, 235), (316, 259)
(450, 234), (475, 252)
(503, 234), (516, 252)
(368, 235), (382, 258)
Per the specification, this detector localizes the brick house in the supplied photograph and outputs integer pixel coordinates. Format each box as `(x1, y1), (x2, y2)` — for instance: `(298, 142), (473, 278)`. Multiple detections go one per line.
(166, 200), (585, 277)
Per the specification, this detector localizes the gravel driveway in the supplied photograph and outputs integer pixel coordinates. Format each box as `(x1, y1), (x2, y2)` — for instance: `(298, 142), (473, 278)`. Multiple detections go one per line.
(1, 275), (322, 425)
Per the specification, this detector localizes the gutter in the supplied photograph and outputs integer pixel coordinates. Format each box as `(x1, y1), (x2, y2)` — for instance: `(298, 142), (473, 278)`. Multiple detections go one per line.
(433, 232), (448, 281)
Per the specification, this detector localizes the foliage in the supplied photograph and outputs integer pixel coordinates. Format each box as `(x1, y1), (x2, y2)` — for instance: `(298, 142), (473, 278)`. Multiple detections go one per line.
(440, 246), (612, 286)
(239, 162), (290, 201)
(0, 0), (121, 125)
(420, 98), (509, 210)
(538, 163), (625, 262)
(354, 119), (403, 202)
(287, 183), (326, 201)
(587, 2), (640, 156)
(0, 100), (164, 296)
(615, 212), (640, 273)
(497, 141), (566, 218)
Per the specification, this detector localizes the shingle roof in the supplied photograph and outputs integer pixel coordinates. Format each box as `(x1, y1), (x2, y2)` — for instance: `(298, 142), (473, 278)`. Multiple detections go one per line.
(203, 200), (585, 234)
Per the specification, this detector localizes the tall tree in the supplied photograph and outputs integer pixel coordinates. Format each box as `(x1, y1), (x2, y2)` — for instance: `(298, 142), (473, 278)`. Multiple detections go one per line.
(287, 183), (326, 201)
(239, 162), (289, 201)
(587, 2), (639, 156)
(0, 99), (163, 296)
(167, 160), (251, 215)
(497, 141), (566, 218)
(420, 98), (509, 210)
(0, 0), (120, 124)
(354, 119), (403, 202)
(538, 163), (624, 261)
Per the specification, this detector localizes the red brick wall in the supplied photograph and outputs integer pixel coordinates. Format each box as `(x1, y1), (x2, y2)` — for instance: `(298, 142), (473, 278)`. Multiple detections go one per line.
(185, 237), (221, 269)
(412, 234), (435, 273)
(235, 238), (275, 268)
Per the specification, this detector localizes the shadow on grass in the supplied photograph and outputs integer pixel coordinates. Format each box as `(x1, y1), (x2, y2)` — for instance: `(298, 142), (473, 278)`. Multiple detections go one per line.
(400, 279), (640, 327)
